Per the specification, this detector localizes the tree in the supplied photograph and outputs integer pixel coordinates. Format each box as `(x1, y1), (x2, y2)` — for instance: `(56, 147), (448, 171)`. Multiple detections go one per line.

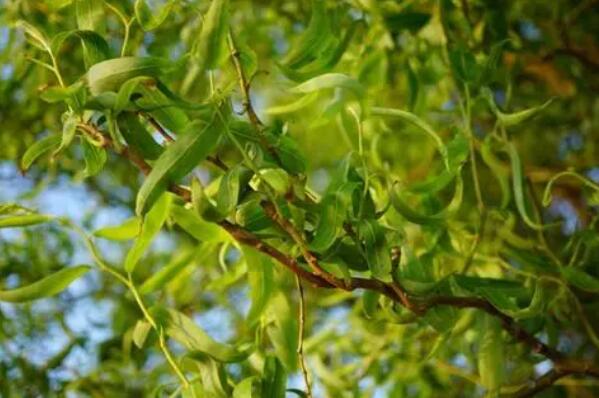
(1, 0), (599, 396)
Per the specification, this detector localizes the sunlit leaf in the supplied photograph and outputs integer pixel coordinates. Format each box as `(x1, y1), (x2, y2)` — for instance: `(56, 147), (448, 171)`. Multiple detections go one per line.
(0, 266), (90, 302)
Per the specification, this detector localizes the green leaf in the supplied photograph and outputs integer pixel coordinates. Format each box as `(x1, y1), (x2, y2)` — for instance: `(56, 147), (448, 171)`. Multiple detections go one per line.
(75, 0), (105, 34)
(21, 135), (61, 171)
(87, 57), (171, 95)
(139, 247), (199, 294)
(235, 198), (272, 231)
(561, 267), (599, 293)
(262, 356), (287, 398)
(482, 87), (554, 127)
(357, 219), (392, 279)
(117, 113), (164, 160)
(17, 21), (52, 54)
(132, 319), (152, 348)
(542, 171), (599, 207)
(159, 308), (247, 362)
(265, 93), (319, 116)
(135, 0), (175, 31)
(93, 217), (141, 240)
(507, 143), (553, 230)
(257, 168), (291, 196)
(266, 292), (298, 371)
(310, 182), (358, 253)
(243, 246), (274, 326)
(282, 0), (333, 70)
(0, 265), (90, 302)
(478, 315), (504, 392)
(391, 171), (464, 225)
(480, 135), (510, 208)
(81, 138), (107, 177)
(448, 46), (480, 83)
(194, 0), (229, 70)
(171, 204), (228, 242)
(125, 193), (172, 273)
(52, 30), (111, 69)
(54, 111), (78, 156)
(233, 377), (259, 398)
(290, 73), (365, 98)
(136, 111), (223, 215)
(371, 107), (449, 169)
(362, 290), (379, 318)
(216, 165), (251, 215)
(0, 214), (53, 229)
(186, 353), (231, 398)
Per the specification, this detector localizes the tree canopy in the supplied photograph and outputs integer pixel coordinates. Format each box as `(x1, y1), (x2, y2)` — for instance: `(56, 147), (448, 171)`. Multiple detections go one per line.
(1, 0), (599, 397)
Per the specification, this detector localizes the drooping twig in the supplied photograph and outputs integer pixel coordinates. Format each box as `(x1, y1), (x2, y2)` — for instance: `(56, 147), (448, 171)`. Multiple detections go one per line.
(296, 276), (313, 398)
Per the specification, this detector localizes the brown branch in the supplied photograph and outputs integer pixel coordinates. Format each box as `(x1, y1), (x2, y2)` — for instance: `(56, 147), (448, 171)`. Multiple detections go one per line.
(261, 201), (349, 290)
(77, 122), (599, 396)
(141, 113), (175, 142)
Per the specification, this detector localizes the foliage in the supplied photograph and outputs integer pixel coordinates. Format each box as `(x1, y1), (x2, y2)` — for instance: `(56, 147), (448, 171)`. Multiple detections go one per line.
(1, 0), (599, 397)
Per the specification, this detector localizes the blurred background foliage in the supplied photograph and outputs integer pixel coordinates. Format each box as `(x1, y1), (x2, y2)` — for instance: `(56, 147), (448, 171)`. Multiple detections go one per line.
(0, 0), (598, 397)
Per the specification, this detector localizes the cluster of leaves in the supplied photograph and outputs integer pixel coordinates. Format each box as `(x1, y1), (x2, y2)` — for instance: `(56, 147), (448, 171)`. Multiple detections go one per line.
(1, 0), (599, 397)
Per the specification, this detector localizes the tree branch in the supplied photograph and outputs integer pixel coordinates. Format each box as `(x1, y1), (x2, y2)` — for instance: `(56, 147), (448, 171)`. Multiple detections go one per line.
(78, 122), (599, 396)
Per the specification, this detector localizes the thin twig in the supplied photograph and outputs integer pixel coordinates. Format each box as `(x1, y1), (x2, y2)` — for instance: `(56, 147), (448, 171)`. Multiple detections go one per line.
(296, 276), (313, 398)
(226, 32), (282, 165)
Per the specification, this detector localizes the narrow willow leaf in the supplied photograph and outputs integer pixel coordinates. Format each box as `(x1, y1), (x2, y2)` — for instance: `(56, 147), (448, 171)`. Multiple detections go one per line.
(482, 87), (554, 127)
(0, 214), (53, 229)
(561, 267), (599, 293)
(17, 21), (52, 53)
(135, 0), (175, 31)
(267, 292), (298, 371)
(114, 76), (155, 113)
(160, 308), (246, 362)
(216, 165), (251, 215)
(235, 199), (271, 231)
(135, 78), (192, 133)
(21, 135), (61, 171)
(75, 0), (105, 34)
(507, 143), (552, 230)
(87, 57), (171, 95)
(278, 20), (359, 82)
(93, 217), (141, 240)
(40, 81), (85, 104)
(125, 193), (172, 273)
(290, 73), (365, 98)
(391, 172), (464, 225)
(509, 281), (547, 319)
(282, 0), (332, 70)
(54, 111), (78, 156)
(362, 290), (379, 318)
(117, 113), (164, 160)
(498, 99), (553, 127)
(265, 93), (319, 115)
(81, 138), (107, 177)
(136, 112), (223, 215)
(50, 29), (109, 69)
(542, 171), (599, 207)
(0, 265), (90, 302)
(310, 182), (358, 253)
(187, 353), (231, 398)
(357, 219), (392, 279)
(371, 107), (449, 169)
(233, 377), (258, 398)
(139, 248), (198, 294)
(171, 204), (228, 242)
(480, 135), (510, 208)
(195, 0), (229, 70)
(262, 356), (287, 398)
(257, 168), (290, 196)
(132, 319), (152, 348)
(243, 246), (274, 326)
(270, 134), (307, 175)
(478, 315), (504, 392)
